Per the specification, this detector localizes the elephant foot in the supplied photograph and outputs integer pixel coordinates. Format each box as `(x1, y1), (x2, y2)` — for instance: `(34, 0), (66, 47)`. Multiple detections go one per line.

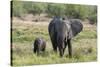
(53, 48), (57, 53)
(59, 52), (63, 57)
(59, 55), (63, 58)
(69, 55), (72, 58)
(66, 55), (72, 58)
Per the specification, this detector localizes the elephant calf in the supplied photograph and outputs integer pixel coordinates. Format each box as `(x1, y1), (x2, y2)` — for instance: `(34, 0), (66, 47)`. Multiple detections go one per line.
(33, 37), (46, 55)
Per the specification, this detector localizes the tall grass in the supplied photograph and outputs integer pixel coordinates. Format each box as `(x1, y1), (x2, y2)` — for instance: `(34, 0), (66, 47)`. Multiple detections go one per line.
(11, 21), (97, 66)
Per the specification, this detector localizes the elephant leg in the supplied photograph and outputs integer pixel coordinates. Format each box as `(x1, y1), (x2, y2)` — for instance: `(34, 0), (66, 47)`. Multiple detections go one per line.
(42, 42), (46, 52)
(42, 47), (45, 52)
(58, 43), (64, 57)
(53, 43), (57, 53)
(34, 44), (37, 54)
(34, 48), (37, 53)
(67, 39), (72, 58)
(37, 48), (40, 56)
(58, 46), (63, 57)
(63, 40), (68, 53)
(37, 45), (41, 56)
(51, 37), (57, 53)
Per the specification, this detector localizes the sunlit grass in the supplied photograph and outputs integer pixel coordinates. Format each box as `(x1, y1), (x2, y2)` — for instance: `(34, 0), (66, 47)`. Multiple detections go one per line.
(11, 21), (97, 66)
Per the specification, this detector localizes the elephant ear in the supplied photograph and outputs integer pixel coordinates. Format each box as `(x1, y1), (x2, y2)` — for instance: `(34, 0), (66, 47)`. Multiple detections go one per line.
(70, 19), (83, 37)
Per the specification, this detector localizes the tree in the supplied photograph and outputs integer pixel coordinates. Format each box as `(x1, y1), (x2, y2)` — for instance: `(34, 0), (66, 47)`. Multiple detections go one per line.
(12, 1), (97, 23)
(12, 1), (26, 17)
(46, 4), (66, 17)
(87, 6), (97, 24)
(64, 4), (90, 19)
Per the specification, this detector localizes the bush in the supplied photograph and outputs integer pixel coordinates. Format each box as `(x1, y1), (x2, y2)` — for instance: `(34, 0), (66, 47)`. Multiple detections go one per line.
(46, 4), (65, 17)
(12, 1), (97, 21)
(88, 15), (97, 24)
(12, 1), (26, 17)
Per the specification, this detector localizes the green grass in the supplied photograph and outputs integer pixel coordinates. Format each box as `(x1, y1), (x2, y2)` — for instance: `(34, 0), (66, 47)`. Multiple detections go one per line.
(11, 21), (97, 66)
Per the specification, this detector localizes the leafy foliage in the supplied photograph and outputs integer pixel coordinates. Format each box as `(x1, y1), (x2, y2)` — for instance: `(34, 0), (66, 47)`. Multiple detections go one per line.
(12, 1), (97, 22)
(46, 4), (66, 17)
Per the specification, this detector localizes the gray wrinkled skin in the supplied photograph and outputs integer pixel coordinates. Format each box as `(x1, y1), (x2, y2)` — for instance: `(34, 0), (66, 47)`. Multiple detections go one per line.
(33, 37), (46, 55)
(48, 17), (83, 57)
(69, 19), (83, 37)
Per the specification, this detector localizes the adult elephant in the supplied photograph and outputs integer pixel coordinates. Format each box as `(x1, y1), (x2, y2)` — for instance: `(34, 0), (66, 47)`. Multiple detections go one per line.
(48, 16), (83, 57)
